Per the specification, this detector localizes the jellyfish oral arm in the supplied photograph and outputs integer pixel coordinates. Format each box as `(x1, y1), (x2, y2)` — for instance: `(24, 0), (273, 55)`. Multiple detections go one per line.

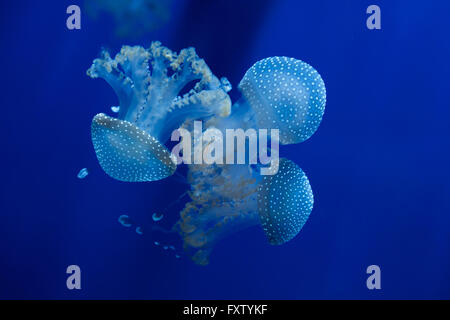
(177, 205), (260, 265)
(88, 42), (231, 143)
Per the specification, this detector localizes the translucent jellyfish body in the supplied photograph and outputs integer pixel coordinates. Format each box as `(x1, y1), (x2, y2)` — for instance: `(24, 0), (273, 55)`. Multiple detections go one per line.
(77, 168), (89, 179)
(173, 57), (325, 264)
(88, 42), (231, 182)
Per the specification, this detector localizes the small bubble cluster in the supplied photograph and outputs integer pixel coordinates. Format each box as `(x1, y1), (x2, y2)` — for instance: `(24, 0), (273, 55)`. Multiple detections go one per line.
(239, 57), (326, 144)
(91, 113), (176, 182)
(257, 158), (314, 245)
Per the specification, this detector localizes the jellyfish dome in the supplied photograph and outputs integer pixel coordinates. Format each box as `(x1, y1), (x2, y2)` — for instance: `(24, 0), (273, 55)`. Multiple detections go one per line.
(87, 42), (231, 182)
(86, 0), (173, 38)
(238, 57), (326, 145)
(170, 56), (326, 264)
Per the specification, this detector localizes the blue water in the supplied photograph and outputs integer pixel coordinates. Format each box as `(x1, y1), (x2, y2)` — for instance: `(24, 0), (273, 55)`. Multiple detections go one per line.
(1, 0), (449, 299)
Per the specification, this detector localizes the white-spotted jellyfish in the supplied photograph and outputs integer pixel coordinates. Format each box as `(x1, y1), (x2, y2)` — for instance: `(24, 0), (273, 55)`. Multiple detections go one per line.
(85, 0), (173, 38)
(87, 42), (326, 266)
(88, 42), (231, 182)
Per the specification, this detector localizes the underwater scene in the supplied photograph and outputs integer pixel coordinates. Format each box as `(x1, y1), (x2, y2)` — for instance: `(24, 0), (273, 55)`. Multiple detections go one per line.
(1, 0), (450, 299)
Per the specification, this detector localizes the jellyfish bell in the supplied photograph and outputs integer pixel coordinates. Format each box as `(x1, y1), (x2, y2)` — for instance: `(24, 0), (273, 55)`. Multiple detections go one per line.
(91, 113), (177, 182)
(257, 158), (314, 245)
(238, 57), (326, 145)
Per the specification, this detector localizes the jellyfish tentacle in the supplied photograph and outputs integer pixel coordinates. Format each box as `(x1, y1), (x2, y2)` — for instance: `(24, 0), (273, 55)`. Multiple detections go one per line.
(87, 51), (134, 118)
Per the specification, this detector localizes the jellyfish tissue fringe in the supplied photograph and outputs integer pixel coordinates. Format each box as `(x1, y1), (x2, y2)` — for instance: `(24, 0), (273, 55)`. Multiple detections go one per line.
(87, 41), (326, 265)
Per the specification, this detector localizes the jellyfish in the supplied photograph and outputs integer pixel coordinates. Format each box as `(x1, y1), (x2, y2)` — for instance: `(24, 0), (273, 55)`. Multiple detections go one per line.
(87, 42), (231, 182)
(206, 56), (326, 145)
(85, 0), (173, 38)
(172, 57), (326, 265)
(87, 42), (326, 265)
(174, 159), (313, 265)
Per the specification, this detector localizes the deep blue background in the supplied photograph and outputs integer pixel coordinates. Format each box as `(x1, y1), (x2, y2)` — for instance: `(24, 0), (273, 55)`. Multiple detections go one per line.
(1, 0), (449, 299)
